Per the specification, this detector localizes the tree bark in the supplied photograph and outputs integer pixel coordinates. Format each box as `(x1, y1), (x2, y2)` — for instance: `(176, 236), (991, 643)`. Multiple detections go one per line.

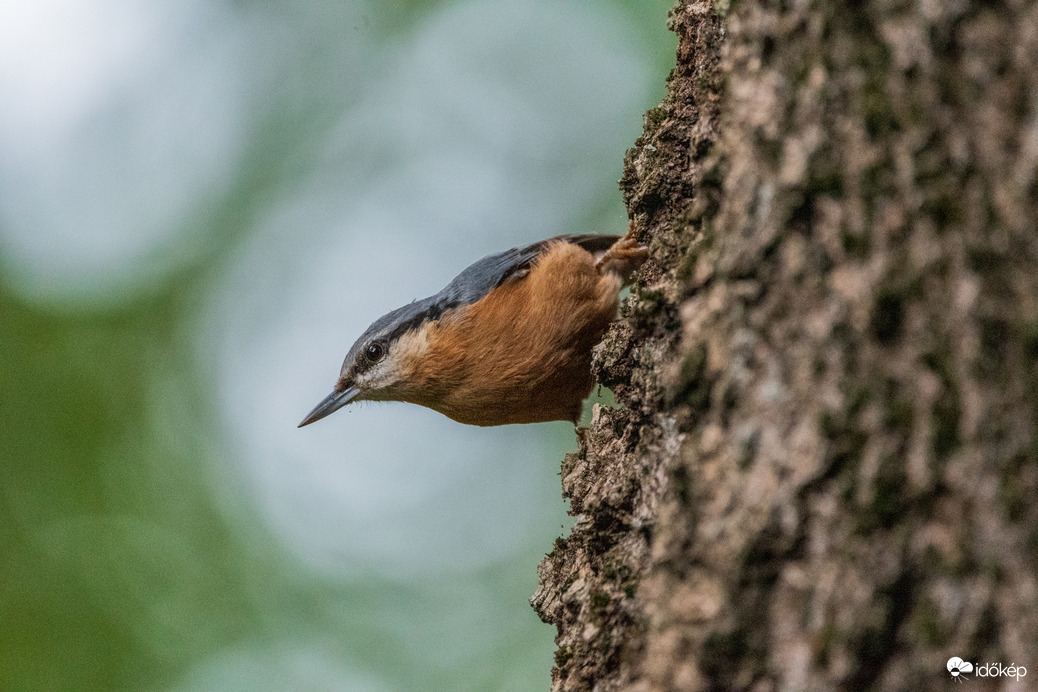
(531, 1), (1038, 690)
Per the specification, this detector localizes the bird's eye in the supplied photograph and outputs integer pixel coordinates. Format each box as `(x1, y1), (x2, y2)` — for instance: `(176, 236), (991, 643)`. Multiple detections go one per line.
(364, 341), (386, 363)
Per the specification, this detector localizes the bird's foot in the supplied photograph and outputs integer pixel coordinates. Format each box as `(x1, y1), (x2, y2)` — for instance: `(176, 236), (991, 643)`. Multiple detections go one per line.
(575, 424), (589, 448)
(596, 221), (648, 278)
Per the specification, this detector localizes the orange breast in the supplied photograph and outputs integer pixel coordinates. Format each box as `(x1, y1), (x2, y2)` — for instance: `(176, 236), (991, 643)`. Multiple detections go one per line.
(401, 241), (623, 425)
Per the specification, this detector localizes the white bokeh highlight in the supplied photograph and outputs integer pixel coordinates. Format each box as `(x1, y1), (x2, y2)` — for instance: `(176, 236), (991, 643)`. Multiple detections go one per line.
(0, 0), (250, 304)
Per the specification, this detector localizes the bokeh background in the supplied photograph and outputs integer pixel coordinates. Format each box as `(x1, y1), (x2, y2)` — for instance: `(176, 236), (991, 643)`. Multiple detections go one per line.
(0, 1), (674, 689)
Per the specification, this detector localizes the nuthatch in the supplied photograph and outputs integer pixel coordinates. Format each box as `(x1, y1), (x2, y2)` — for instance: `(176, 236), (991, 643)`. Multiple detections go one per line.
(298, 227), (647, 428)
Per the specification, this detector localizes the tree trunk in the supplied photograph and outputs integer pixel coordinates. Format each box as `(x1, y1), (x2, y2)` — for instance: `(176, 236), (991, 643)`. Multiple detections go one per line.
(531, 1), (1038, 690)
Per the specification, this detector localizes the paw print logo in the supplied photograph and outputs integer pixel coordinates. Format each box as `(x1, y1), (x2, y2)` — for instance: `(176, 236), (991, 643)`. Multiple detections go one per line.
(947, 657), (973, 682)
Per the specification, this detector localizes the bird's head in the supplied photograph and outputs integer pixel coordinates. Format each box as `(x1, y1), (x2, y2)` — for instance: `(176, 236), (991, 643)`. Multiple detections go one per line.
(298, 298), (446, 427)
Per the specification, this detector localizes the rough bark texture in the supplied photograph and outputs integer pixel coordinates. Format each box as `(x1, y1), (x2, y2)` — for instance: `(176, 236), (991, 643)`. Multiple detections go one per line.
(531, 1), (1038, 690)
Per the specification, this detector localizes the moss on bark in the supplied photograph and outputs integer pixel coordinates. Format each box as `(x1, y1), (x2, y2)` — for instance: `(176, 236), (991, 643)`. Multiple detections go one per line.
(533, 0), (1038, 689)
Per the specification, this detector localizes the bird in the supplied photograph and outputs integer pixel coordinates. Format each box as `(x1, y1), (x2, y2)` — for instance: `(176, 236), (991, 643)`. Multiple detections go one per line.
(298, 226), (647, 428)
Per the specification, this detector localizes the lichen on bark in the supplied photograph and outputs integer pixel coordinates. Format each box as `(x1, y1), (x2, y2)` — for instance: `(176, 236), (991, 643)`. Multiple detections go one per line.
(533, 0), (1038, 690)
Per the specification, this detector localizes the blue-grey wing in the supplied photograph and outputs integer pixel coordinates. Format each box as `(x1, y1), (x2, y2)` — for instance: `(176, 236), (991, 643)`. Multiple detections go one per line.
(353, 234), (619, 350)
(441, 233), (620, 304)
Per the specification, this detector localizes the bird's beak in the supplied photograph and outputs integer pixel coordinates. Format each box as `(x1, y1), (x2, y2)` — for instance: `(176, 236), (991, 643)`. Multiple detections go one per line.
(298, 385), (360, 427)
